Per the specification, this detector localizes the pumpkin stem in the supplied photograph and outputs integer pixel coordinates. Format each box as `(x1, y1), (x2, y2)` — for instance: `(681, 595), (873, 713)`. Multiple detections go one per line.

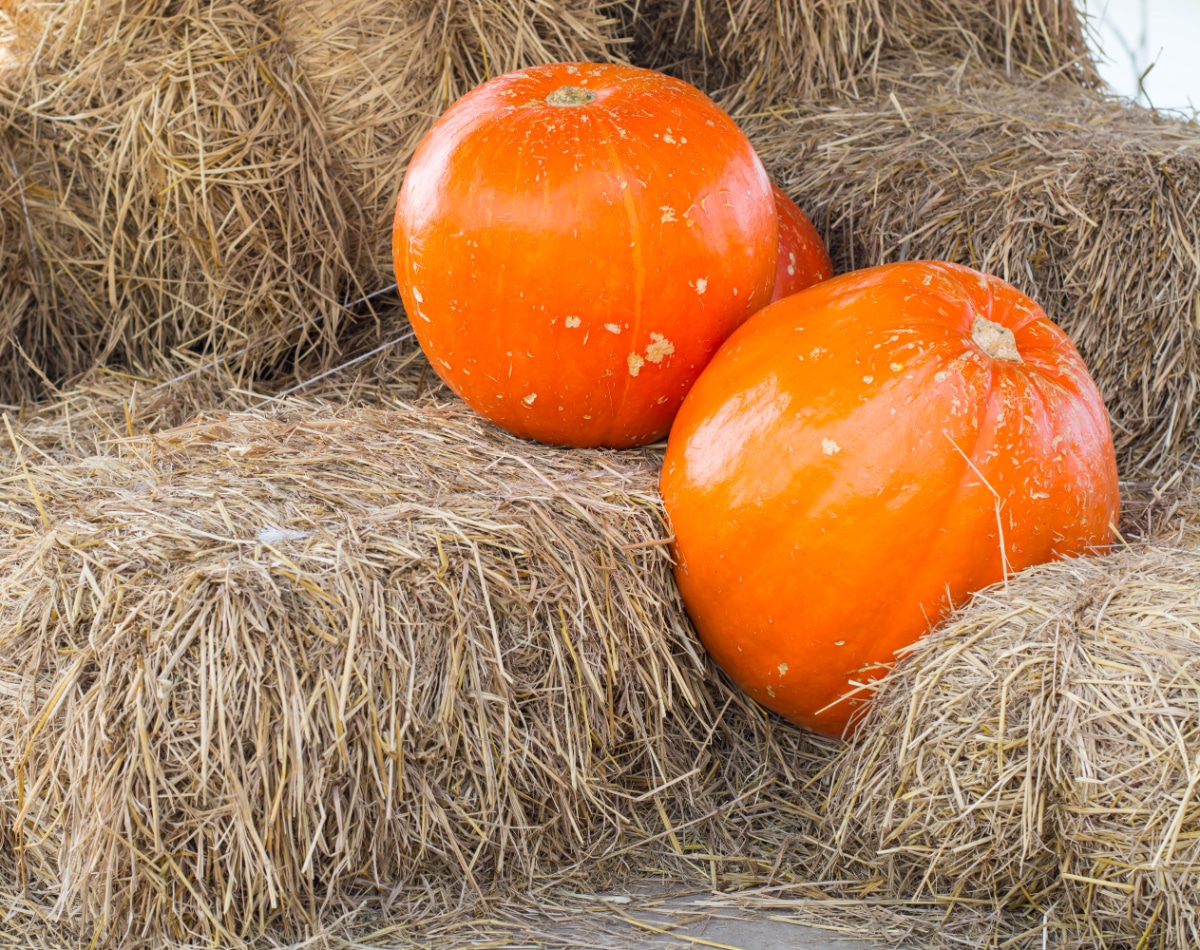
(971, 315), (1023, 363)
(545, 86), (596, 107)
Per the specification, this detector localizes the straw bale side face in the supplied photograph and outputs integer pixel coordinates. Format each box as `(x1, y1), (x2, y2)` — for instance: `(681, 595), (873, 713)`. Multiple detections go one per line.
(279, 0), (633, 304)
(631, 0), (1095, 113)
(1054, 566), (1200, 946)
(0, 0), (38, 403)
(630, 0), (884, 115)
(827, 540), (1200, 947)
(886, 0), (1094, 83)
(0, 397), (802, 945)
(824, 583), (1068, 910)
(0, 0), (634, 404)
(746, 69), (1200, 471)
(1, 0), (356, 390)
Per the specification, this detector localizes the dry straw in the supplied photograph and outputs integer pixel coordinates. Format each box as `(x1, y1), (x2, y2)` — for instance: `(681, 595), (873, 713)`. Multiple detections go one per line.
(0, 370), (835, 948)
(0, 0), (631, 403)
(745, 61), (1200, 471)
(0, 294), (423, 470)
(4, 0), (1197, 477)
(4, 0), (1200, 946)
(7, 345), (1200, 945)
(0, 0), (361, 399)
(0, 0), (1106, 400)
(0, 0), (35, 406)
(812, 492), (1200, 948)
(633, 0), (1097, 115)
(4, 343), (1200, 949)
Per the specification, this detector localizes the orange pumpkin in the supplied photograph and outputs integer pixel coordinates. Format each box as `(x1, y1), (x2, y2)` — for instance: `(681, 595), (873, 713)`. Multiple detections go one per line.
(770, 185), (832, 302)
(393, 63), (777, 448)
(661, 261), (1119, 737)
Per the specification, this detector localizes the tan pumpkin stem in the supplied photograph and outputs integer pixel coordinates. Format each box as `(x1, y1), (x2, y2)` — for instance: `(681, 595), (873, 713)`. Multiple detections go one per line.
(545, 86), (596, 107)
(971, 315), (1023, 363)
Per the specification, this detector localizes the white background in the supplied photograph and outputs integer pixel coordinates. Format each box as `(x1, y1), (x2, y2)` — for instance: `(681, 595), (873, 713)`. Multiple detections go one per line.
(1086, 0), (1200, 115)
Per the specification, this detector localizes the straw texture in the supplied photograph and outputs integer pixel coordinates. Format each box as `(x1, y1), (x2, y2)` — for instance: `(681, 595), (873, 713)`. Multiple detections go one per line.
(6, 0), (1195, 474)
(633, 0), (1097, 116)
(818, 494), (1200, 948)
(0, 0), (36, 405)
(0, 373), (837, 947)
(0, 0), (631, 403)
(4, 348), (1200, 948)
(5, 2), (1200, 946)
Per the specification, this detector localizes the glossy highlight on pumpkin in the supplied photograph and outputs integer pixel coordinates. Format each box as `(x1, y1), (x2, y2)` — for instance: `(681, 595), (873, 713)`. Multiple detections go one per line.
(661, 261), (1120, 738)
(393, 62), (778, 448)
(770, 184), (833, 302)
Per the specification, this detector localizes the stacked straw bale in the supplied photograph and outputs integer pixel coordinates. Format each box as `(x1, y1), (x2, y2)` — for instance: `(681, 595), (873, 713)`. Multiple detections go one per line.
(5, 343), (1200, 950)
(0, 0), (632, 403)
(818, 496), (1200, 948)
(4, 0), (1200, 945)
(0, 385), (835, 947)
(0, 295), (422, 456)
(633, 0), (1096, 115)
(6, 372), (1200, 949)
(745, 64), (1200, 471)
(0, 0), (356, 396)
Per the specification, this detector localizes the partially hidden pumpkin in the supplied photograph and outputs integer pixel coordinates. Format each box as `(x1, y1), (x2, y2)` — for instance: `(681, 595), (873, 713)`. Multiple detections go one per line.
(393, 63), (778, 448)
(770, 185), (832, 302)
(661, 261), (1119, 737)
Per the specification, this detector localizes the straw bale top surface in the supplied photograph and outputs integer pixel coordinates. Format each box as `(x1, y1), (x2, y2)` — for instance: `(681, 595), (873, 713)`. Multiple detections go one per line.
(0, 389), (836, 947)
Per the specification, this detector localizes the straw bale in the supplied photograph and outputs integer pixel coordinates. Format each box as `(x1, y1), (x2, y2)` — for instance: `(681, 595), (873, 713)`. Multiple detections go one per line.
(0, 0), (359, 397)
(0, 0), (1113, 405)
(746, 64), (1200, 471)
(0, 377), (839, 947)
(823, 505), (1200, 948)
(0, 0), (632, 404)
(633, 0), (1096, 115)
(0, 295), (417, 457)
